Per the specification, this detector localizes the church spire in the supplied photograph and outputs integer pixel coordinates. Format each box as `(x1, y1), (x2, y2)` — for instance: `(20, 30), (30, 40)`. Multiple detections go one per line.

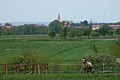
(57, 13), (61, 21)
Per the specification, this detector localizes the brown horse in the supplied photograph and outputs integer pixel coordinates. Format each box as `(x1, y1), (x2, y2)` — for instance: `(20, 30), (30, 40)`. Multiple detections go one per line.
(83, 58), (92, 73)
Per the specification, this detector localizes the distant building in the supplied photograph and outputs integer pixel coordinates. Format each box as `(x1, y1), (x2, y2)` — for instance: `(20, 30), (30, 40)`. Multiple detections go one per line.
(92, 24), (120, 30)
(1, 23), (13, 29)
(92, 24), (101, 30)
(109, 25), (120, 30)
(2, 26), (12, 29)
(71, 23), (120, 30)
(73, 26), (85, 29)
(57, 13), (61, 21)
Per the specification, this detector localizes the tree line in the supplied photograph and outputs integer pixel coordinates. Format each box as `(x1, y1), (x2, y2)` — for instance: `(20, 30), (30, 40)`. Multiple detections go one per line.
(0, 21), (120, 39)
(0, 24), (49, 35)
(48, 20), (120, 39)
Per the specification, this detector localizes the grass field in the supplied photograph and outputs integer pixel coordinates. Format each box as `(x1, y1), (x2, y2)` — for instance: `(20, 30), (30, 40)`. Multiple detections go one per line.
(1, 74), (120, 80)
(0, 35), (114, 64)
(0, 35), (118, 79)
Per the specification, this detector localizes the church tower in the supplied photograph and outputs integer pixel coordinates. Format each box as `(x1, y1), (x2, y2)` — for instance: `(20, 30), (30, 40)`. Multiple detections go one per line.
(57, 13), (61, 21)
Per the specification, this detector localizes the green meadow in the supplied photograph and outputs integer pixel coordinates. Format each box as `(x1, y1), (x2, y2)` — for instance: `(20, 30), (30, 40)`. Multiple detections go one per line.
(0, 35), (119, 80)
(0, 35), (113, 64)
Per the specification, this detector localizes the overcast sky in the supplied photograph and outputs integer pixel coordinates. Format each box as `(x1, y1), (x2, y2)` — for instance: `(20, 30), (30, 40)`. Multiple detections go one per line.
(0, 0), (120, 22)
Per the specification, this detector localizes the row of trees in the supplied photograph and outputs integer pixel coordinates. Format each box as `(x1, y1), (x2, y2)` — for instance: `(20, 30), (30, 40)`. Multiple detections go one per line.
(71, 21), (120, 27)
(0, 21), (120, 39)
(48, 20), (120, 39)
(70, 20), (89, 27)
(49, 20), (69, 39)
(0, 24), (49, 35)
(91, 24), (113, 37)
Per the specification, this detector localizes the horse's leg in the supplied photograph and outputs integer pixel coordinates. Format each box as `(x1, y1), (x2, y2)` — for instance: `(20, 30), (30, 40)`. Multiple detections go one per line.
(84, 67), (86, 73)
(87, 65), (90, 73)
(86, 67), (89, 73)
(83, 67), (87, 73)
(90, 67), (92, 73)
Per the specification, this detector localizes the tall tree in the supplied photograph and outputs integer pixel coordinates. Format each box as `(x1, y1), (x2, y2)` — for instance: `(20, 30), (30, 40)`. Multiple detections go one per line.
(59, 21), (69, 39)
(49, 20), (61, 33)
(80, 20), (89, 27)
(99, 24), (113, 36)
(83, 28), (91, 36)
(115, 28), (120, 35)
(91, 30), (100, 37)
(4, 23), (12, 26)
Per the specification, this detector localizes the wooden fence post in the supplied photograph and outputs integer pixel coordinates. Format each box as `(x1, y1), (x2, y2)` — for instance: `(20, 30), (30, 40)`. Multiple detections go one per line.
(5, 65), (8, 76)
(24, 65), (27, 74)
(32, 64), (35, 74)
(35, 64), (37, 74)
(14, 65), (17, 75)
(45, 64), (48, 74)
(37, 64), (40, 74)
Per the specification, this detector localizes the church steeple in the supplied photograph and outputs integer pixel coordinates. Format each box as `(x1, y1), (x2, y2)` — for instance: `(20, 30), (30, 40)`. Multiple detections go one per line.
(57, 13), (61, 21)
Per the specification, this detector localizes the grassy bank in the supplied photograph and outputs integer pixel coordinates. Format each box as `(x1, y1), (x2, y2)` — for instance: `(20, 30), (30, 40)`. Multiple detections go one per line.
(1, 74), (120, 80)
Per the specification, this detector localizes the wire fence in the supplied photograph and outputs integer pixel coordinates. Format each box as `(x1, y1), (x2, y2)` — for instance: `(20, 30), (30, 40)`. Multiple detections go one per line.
(48, 63), (120, 74)
(0, 63), (120, 75)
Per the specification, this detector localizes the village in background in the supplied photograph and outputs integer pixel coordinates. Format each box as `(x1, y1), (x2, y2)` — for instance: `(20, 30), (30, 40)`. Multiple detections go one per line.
(0, 14), (120, 37)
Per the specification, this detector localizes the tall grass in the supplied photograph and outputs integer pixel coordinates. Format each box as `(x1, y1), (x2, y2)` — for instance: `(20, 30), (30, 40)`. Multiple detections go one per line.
(2, 74), (120, 80)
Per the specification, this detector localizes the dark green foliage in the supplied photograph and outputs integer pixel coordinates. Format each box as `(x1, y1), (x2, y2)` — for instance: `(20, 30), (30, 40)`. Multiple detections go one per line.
(1, 25), (49, 35)
(67, 29), (83, 39)
(86, 53), (115, 65)
(70, 23), (80, 27)
(48, 32), (56, 38)
(83, 28), (91, 36)
(4, 23), (12, 26)
(90, 44), (99, 53)
(115, 28), (120, 35)
(108, 30), (114, 36)
(80, 20), (89, 26)
(49, 20), (61, 33)
(6, 55), (23, 64)
(59, 21), (70, 39)
(76, 30), (84, 37)
(71, 20), (89, 28)
(59, 27), (67, 39)
(99, 24), (113, 36)
(67, 29), (77, 38)
(109, 39), (120, 57)
(91, 30), (100, 37)
(6, 52), (48, 64)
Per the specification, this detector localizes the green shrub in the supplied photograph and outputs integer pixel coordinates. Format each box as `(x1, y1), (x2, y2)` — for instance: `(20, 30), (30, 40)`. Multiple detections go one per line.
(48, 32), (56, 38)
(86, 53), (116, 65)
(91, 30), (100, 37)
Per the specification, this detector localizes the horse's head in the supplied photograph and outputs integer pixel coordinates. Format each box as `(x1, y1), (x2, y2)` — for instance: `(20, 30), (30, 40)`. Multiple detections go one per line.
(83, 58), (87, 64)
